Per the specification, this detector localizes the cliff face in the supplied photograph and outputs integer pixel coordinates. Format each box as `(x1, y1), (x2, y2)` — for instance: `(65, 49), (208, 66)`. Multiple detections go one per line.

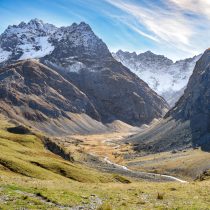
(168, 49), (210, 147)
(57, 60), (169, 125)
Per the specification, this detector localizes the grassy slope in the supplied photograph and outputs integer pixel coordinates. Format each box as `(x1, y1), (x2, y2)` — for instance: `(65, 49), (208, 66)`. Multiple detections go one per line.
(0, 115), (210, 209)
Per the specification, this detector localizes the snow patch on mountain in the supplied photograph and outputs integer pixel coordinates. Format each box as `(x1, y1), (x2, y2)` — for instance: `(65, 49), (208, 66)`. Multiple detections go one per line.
(67, 61), (86, 73)
(0, 19), (110, 69)
(4, 18), (57, 37)
(19, 36), (54, 60)
(0, 48), (11, 62)
(0, 19), (57, 62)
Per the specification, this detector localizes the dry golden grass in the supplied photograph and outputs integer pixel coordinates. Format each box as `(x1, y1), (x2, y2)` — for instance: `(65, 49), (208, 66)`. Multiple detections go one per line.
(124, 149), (210, 179)
(59, 132), (134, 165)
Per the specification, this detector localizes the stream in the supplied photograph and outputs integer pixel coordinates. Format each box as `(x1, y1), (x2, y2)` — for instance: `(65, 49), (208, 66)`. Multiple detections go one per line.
(104, 157), (188, 183)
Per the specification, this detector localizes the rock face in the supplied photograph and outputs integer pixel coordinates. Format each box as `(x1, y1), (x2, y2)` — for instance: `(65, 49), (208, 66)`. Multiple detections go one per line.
(0, 19), (169, 126)
(127, 49), (210, 152)
(0, 60), (99, 121)
(168, 49), (210, 145)
(113, 50), (201, 106)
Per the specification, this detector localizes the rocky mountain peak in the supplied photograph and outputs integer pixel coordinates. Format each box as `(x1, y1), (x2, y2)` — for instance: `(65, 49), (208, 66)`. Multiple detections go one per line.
(143, 50), (154, 56)
(116, 50), (137, 59)
(78, 21), (92, 31)
(44, 20), (112, 69)
(3, 18), (57, 37)
(28, 18), (44, 26)
(0, 19), (111, 66)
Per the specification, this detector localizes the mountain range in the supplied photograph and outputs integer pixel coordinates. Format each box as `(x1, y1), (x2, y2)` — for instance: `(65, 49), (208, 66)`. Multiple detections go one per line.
(0, 19), (168, 134)
(113, 50), (201, 106)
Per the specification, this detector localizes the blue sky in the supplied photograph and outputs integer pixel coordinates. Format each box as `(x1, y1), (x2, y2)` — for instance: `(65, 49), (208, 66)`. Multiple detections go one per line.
(0, 0), (210, 60)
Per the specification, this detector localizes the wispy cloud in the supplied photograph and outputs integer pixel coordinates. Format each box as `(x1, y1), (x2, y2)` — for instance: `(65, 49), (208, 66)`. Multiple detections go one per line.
(106, 14), (159, 42)
(105, 0), (210, 57)
(169, 0), (210, 19)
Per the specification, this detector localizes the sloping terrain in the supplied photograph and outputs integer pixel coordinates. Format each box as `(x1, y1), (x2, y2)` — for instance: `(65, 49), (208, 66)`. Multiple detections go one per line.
(0, 59), (112, 135)
(0, 59), (141, 135)
(126, 49), (210, 152)
(0, 114), (114, 183)
(113, 50), (201, 106)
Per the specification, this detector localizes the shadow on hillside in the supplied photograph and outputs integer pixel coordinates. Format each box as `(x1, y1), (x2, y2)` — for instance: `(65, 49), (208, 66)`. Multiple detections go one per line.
(7, 125), (31, 134)
(189, 114), (210, 152)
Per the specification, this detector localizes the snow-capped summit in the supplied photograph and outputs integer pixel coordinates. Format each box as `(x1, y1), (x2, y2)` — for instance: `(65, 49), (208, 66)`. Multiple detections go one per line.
(0, 19), (58, 63)
(42, 20), (112, 74)
(0, 19), (111, 66)
(3, 18), (57, 38)
(113, 50), (201, 106)
(53, 21), (108, 53)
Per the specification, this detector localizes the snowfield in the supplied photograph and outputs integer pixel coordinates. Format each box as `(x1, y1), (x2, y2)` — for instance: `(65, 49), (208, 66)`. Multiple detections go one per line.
(18, 36), (54, 60)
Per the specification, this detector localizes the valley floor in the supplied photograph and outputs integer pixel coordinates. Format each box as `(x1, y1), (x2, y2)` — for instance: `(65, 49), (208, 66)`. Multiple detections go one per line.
(0, 115), (210, 209)
(57, 131), (210, 181)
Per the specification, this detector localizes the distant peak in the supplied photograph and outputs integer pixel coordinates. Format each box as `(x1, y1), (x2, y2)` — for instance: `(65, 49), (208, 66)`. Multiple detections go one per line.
(115, 50), (137, 58)
(116, 49), (123, 54)
(29, 18), (44, 24)
(18, 21), (27, 27)
(71, 23), (78, 27)
(144, 50), (154, 55)
(28, 18), (46, 28)
(78, 21), (92, 31)
(79, 21), (90, 26)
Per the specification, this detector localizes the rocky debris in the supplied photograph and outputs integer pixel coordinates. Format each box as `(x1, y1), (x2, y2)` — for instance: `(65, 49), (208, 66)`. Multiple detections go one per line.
(69, 195), (103, 210)
(196, 170), (210, 181)
(113, 50), (201, 106)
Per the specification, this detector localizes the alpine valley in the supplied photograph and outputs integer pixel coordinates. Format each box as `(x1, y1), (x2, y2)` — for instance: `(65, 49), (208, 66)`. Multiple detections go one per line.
(0, 19), (210, 210)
